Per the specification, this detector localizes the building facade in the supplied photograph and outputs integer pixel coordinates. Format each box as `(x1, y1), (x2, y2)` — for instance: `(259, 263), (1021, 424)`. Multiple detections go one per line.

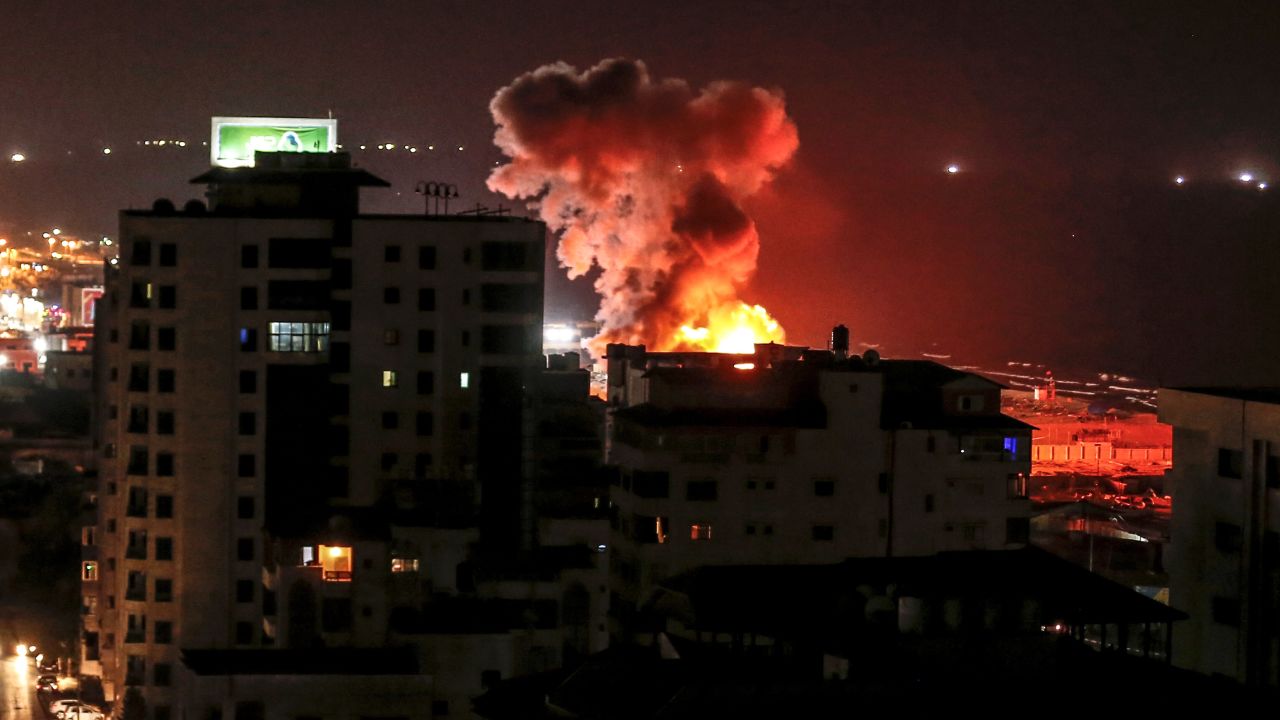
(1161, 387), (1280, 686)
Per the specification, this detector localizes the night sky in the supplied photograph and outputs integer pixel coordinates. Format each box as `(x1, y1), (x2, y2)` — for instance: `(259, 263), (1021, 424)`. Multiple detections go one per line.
(3, 1), (1278, 384)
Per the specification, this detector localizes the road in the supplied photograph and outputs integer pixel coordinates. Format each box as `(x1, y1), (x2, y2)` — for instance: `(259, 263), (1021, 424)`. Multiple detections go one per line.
(0, 656), (38, 720)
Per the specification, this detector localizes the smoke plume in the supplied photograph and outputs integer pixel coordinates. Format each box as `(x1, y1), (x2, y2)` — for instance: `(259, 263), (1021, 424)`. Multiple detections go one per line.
(487, 58), (798, 355)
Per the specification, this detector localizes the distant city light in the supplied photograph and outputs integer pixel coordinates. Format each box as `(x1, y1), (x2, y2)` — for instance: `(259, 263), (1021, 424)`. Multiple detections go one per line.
(52, 228), (60, 235)
(1260, 182), (1269, 190)
(386, 144), (396, 150)
(428, 145), (435, 150)
(457, 146), (464, 151)
(9, 153), (25, 163)
(1239, 172), (1254, 182)
(102, 148), (112, 155)
(946, 164), (960, 174)
(1175, 176), (1185, 185)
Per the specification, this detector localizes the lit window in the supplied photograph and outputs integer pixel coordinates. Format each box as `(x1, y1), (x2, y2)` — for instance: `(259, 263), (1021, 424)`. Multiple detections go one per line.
(391, 558), (419, 573)
(82, 561), (98, 581)
(656, 516), (669, 544)
(459, 372), (470, 389)
(382, 370), (398, 388)
(319, 545), (352, 582)
(268, 322), (330, 352)
(300, 546), (316, 566)
(690, 523), (712, 541)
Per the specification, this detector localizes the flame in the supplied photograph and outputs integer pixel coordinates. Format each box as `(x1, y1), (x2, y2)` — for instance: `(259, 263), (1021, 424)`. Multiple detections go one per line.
(673, 302), (785, 353)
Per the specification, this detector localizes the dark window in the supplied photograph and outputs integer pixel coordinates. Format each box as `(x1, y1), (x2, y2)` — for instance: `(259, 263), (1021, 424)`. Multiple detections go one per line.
(381, 452), (398, 472)
(157, 411), (174, 435)
(384, 329), (399, 345)
(814, 480), (835, 497)
(384, 287), (401, 304)
(418, 329), (435, 352)
(153, 662), (171, 687)
(878, 473), (891, 494)
(268, 238), (329, 269)
(127, 446), (148, 476)
(926, 436), (937, 452)
(482, 241), (534, 270)
(1218, 448), (1244, 478)
(1006, 517), (1030, 544)
(241, 244), (259, 269)
(1269, 455), (1280, 489)
(267, 280), (328, 310)
(235, 621), (254, 645)
(235, 702), (263, 720)
(236, 580), (254, 603)
(686, 480), (718, 501)
(237, 454), (256, 477)
(481, 325), (530, 354)
(481, 283), (540, 312)
(129, 321), (150, 350)
(158, 327), (176, 351)
(382, 411), (399, 430)
(129, 281), (151, 309)
(154, 579), (172, 602)
(462, 288), (471, 305)
(463, 247), (472, 264)
(131, 239), (152, 266)
(331, 301), (351, 331)
(416, 412), (433, 436)
(239, 411), (256, 435)
(431, 701), (449, 717)
(158, 243), (177, 267)
(385, 245), (401, 262)
(155, 453), (174, 476)
(240, 286), (258, 310)
(157, 369), (175, 393)
(1212, 596), (1241, 626)
(240, 327), (258, 351)
(414, 453), (432, 478)
(924, 494), (935, 512)
(419, 245), (437, 269)
(322, 598), (353, 632)
(154, 621), (172, 644)
(155, 494), (173, 519)
(330, 341), (349, 372)
(237, 496), (255, 520)
(239, 370), (256, 394)
(418, 288), (436, 311)
(154, 706), (171, 720)
(812, 525), (835, 541)
(127, 405), (148, 434)
(332, 258), (352, 288)
(632, 471), (670, 499)
(236, 537), (254, 562)
(1215, 521), (1243, 554)
(155, 537), (173, 561)
(128, 363), (149, 392)
(158, 285), (176, 309)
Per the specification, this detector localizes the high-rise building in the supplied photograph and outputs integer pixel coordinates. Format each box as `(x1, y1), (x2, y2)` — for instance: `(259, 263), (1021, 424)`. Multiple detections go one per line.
(603, 342), (1033, 632)
(1161, 387), (1280, 686)
(83, 147), (548, 717)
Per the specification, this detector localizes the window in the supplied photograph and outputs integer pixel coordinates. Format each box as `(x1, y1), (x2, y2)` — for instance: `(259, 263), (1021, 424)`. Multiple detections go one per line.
(686, 480), (718, 501)
(154, 578), (172, 602)
(127, 446), (149, 476)
(632, 471), (669, 499)
(461, 330), (470, 346)
(745, 523), (757, 535)
(126, 486), (148, 516)
(1218, 448), (1244, 479)
(385, 245), (401, 262)
(460, 372), (470, 389)
(155, 494), (173, 518)
(416, 411), (433, 436)
(878, 473), (891, 493)
(268, 238), (328, 268)
(236, 579), (254, 603)
(237, 496), (255, 520)
(153, 663), (171, 687)
(1215, 522), (1243, 553)
(481, 241), (533, 270)
(481, 283), (539, 312)
(384, 329), (399, 345)
(381, 452), (398, 472)
(926, 435), (936, 453)
(240, 286), (258, 310)
(382, 370), (398, 388)
(463, 247), (472, 264)
(418, 288), (436, 311)
(241, 244), (259, 268)
(417, 329), (435, 352)
(237, 454), (255, 477)
(414, 453), (432, 478)
(157, 369), (175, 393)
(391, 558), (419, 573)
(382, 411), (399, 430)
(482, 324), (529, 354)
(237, 538), (254, 562)
(235, 622), (254, 645)
(322, 598), (353, 631)
(958, 394), (985, 412)
(814, 479), (835, 497)
(158, 243), (176, 267)
(812, 525), (835, 541)
(158, 285), (177, 309)
(82, 561), (98, 581)
(131, 239), (152, 266)
(127, 405), (149, 434)
(431, 701), (449, 717)
(419, 245), (437, 269)
(126, 530), (148, 559)
(238, 411), (256, 435)
(128, 363), (150, 391)
(154, 621), (172, 644)
(129, 321), (150, 350)
(267, 280), (329, 310)
(155, 537), (173, 561)
(690, 523), (713, 541)
(417, 370), (434, 395)
(924, 494), (935, 512)
(462, 288), (471, 305)
(1212, 596), (1241, 627)
(319, 545), (353, 581)
(155, 452), (174, 476)
(1008, 472), (1027, 498)
(268, 322), (330, 352)
(240, 327), (258, 352)
(384, 287), (401, 304)
(1006, 517), (1030, 544)
(157, 327), (176, 351)
(239, 370), (256, 394)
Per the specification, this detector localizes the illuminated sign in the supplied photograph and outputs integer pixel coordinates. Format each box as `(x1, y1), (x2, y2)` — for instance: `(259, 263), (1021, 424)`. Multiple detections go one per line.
(80, 287), (103, 326)
(210, 117), (337, 168)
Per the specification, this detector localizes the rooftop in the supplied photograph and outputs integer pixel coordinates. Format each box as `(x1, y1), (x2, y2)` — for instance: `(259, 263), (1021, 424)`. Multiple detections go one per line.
(1169, 386), (1280, 405)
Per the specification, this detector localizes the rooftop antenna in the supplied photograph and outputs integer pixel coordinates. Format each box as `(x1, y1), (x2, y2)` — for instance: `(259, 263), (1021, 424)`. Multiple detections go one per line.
(414, 181), (458, 215)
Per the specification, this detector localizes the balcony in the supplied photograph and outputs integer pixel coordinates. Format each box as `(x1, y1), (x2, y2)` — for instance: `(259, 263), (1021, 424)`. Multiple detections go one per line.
(323, 570), (352, 582)
(123, 631), (145, 645)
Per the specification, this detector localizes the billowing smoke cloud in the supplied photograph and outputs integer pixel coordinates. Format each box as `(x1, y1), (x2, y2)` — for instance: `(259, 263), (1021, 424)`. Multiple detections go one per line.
(487, 58), (798, 355)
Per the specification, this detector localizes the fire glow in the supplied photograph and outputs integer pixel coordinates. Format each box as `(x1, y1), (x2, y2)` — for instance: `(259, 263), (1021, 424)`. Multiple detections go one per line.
(488, 58), (796, 355)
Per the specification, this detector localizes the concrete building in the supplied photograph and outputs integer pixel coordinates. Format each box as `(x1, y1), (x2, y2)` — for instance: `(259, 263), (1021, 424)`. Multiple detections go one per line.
(604, 342), (1033, 632)
(1161, 387), (1280, 686)
(85, 148), (552, 718)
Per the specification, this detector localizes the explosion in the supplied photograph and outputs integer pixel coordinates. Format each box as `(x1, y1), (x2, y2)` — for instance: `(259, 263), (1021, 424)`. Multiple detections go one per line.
(487, 58), (797, 356)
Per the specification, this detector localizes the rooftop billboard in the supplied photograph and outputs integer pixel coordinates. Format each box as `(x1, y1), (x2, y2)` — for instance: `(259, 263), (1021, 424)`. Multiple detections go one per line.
(210, 117), (337, 168)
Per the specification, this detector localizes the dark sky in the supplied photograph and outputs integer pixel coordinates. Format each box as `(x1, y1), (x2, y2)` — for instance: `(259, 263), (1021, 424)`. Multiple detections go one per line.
(3, 1), (1278, 384)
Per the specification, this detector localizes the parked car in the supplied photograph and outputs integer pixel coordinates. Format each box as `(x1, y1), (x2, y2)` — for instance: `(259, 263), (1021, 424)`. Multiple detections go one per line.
(49, 700), (82, 716)
(63, 706), (105, 720)
(35, 675), (58, 692)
